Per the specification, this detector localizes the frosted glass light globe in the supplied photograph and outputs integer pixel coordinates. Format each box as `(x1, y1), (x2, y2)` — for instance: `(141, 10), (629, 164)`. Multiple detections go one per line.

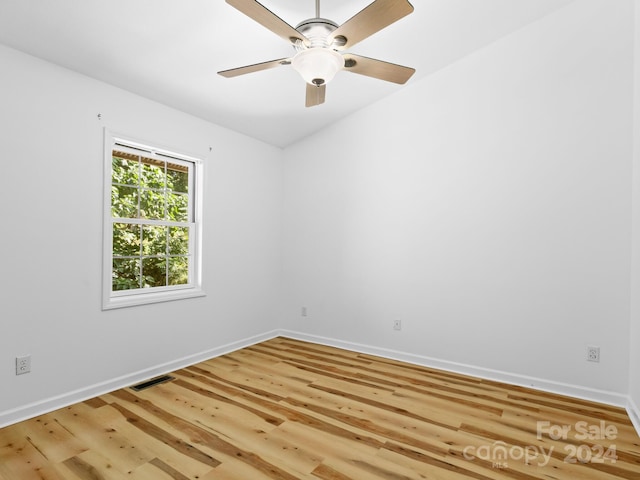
(292, 48), (344, 86)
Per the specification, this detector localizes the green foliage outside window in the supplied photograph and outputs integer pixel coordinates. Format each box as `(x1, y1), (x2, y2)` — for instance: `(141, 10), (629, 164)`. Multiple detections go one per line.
(111, 152), (190, 291)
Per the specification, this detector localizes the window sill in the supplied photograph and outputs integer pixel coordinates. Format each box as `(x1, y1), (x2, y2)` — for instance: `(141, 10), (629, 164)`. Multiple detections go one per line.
(102, 288), (206, 310)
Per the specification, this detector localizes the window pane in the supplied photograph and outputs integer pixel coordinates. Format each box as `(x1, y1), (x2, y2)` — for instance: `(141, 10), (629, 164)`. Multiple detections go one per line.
(169, 257), (189, 285)
(113, 223), (141, 257)
(168, 165), (188, 193)
(168, 227), (189, 255)
(106, 138), (200, 306)
(112, 155), (139, 186)
(111, 185), (138, 218)
(112, 258), (140, 291)
(142, 257), (166, 288)
(167, 192), (189, 222)
(140, 189), (166, 220)
(141, 160), (165, 189)
(142, 225), (167, 256)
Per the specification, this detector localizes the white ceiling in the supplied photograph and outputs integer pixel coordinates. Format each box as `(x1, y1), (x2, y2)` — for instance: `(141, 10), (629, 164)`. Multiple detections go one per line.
(0, 0), (575, 148)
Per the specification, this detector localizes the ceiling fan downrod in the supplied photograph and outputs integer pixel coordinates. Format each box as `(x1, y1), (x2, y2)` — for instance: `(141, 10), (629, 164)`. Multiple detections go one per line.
(295, 0), (339, 50)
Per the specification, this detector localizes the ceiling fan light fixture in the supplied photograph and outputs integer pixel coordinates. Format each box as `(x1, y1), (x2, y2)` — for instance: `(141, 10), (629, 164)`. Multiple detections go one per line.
(291, 48), (344, 86)
(219, 0), (416, 107)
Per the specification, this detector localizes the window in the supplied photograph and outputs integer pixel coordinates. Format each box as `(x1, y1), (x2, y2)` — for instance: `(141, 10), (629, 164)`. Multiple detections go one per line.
(103, 131), (203, 309)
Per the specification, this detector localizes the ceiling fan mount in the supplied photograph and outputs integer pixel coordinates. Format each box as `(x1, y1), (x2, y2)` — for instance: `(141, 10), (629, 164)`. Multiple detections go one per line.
(294, 0), (343, 46)
(218, 0), (416, 107)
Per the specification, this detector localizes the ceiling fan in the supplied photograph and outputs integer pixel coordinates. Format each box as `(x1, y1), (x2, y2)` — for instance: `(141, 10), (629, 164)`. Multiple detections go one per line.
(218, 0), (416, 107)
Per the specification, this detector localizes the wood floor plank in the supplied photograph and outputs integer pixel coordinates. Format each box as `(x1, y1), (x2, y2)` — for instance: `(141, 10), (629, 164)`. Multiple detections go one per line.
(0, 434), (50, 480)
(63, 450), (126, 480)
(52, 403), (155, 473)
(268, 420), (384, 473)
(96, 405), (215, 479)
(111, 390), (304, 480)
(144, 457), (193, 480)
(1, 337), (639, 479)
(8, 413), (87, 463)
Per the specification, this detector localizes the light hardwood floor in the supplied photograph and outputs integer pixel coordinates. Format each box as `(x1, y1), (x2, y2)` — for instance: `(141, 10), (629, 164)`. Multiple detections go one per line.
(1, 337), (639, 479)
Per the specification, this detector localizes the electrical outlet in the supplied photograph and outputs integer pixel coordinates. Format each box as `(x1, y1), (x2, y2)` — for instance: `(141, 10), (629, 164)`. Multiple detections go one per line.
(16, 355), (31, 375)
(393, 319), (402, 331)
(587, 346), (600, 363)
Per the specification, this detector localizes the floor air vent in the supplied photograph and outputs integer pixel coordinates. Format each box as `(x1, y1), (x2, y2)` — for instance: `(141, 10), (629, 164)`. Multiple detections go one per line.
(130, 375), (175, 392)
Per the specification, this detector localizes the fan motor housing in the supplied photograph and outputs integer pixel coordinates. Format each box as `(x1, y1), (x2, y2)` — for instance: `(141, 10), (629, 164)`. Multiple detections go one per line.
(295, 18), (342, 48)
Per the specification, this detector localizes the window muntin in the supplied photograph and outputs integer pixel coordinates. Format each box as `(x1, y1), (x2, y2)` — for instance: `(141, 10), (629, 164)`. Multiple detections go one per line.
(103, 133), (203, 309)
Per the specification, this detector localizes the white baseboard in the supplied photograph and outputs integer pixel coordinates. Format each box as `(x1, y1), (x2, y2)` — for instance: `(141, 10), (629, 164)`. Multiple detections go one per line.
(0, 330), (280, 429)
(627, 396), (640, 438)
(2, 328), (636, 438)
(279, 330), (630, 409)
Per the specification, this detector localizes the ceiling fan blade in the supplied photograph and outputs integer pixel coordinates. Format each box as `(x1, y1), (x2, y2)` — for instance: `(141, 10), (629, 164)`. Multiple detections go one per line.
(226, 0), (308, 45)
(306, 83), (326, 107)
(329, 0), (414, 50)
(218, 58), (291, 78)
(343, 53), (415, 84)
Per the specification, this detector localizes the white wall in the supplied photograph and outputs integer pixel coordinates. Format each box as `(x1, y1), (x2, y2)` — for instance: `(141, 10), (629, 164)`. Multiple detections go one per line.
(629, 0), (640, 428)
(0, 44), (283, 426)
(282, 0), (634, 403)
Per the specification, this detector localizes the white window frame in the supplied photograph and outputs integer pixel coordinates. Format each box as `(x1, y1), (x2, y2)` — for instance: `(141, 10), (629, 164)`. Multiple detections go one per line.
(102, 130), (204, 309)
